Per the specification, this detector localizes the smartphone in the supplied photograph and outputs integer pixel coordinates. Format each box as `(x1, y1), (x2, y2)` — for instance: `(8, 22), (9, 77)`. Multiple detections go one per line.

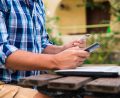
(84, 42), (100, 53)
(80, 34), (91, 40)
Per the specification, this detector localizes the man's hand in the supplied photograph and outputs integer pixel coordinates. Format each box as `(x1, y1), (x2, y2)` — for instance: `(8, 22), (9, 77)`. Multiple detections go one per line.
(5, 47), (89, 70)
(62, 40), (86, 50)
(52, 47), (89, 70)
(43, 39), (86, 54)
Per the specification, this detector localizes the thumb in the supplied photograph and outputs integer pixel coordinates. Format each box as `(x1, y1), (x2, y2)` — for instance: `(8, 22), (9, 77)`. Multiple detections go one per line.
(69, 46), (80, 50)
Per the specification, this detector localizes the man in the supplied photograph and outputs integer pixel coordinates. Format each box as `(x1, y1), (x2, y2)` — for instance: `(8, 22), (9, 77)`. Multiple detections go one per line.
(0, 0), (89, 98)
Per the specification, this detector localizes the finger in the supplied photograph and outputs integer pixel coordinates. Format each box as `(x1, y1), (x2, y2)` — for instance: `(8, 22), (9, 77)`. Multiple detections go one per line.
(79, 48), (85, 50)
(73, 40), (85, 44)
(79, 44), (86, 48)
(77, 39), (86, 43)
(76, 61), (84, 67)
(75, 56), (86, 62)
(60, 65), (77, 70)
(73, 41), (86, 47)
(73, 43), (86, 49)
(78, 57), (86, 62)
(73, 43), (81, 47)
(86, 53), (90, 59)
(76, 50), (90, 58)
(68, 46), (80, 50)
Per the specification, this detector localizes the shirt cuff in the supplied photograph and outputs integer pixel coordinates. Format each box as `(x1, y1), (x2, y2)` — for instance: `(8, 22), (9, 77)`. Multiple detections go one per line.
(0, 44), (18, 65)
(41, 41), (53, 52)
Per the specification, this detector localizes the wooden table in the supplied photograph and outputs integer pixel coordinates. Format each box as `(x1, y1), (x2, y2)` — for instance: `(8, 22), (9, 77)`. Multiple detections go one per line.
(19, 73), (120, 98)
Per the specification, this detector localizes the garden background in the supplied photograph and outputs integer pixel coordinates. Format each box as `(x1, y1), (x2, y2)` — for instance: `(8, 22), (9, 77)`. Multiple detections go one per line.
(44, 0), (120, 65)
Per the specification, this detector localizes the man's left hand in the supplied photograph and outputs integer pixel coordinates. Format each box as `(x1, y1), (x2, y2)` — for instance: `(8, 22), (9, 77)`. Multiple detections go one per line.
(62, 40), (86, 50)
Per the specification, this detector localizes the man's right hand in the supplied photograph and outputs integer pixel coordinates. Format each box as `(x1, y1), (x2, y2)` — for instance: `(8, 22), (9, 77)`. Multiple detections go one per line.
(52, 47), (90, 70)
(5, 47), (89, 71)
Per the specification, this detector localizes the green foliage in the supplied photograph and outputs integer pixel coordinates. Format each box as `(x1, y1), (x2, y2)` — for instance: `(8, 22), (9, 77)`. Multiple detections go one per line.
(85, 0), (120, 65)
(47, 27), (63, 45)
(44, 3), (63, 45)
(46, 16), (63, 45)
(85, 33), (120, 65)
(109, 0), (120, 18)
(109, 0), (120, 33)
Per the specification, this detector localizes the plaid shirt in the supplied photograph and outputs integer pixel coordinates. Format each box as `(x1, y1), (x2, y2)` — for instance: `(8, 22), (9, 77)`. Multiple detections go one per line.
(0, 0), (52, 83)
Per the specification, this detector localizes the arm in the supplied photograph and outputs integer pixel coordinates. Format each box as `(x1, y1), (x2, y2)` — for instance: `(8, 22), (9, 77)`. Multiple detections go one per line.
(42, 45), (64, 54)
(6, 47), (89, 71)
(43, 40), (86, 54)
(5, 50), (56, 70)
(2, 1), (89, 71)
(0, 7), (56, 71)
(40, 0), (86, 54)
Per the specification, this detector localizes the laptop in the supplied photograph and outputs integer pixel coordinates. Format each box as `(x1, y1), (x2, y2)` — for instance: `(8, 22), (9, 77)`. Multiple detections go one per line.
(55, 65), (120, 77)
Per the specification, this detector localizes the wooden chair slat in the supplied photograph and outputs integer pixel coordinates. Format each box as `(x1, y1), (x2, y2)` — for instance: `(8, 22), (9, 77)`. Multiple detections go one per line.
(85, 78), (120, 93)
(48, 76), (91, 90)
(19, 74), (62, 86)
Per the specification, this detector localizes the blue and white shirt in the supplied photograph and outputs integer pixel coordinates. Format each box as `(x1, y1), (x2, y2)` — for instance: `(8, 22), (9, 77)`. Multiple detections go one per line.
(0, 0), (52, 83)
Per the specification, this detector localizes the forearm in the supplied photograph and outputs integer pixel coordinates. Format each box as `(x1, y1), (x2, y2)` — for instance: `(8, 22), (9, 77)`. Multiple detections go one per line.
(5, 50), (57, 71)
(43, 45), (65, 54)
(43, 40), (87, 54)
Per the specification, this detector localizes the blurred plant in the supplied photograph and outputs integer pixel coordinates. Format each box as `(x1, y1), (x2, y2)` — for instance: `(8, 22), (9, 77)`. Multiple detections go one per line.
(109, 0), (120, 21)
(85, 33), (120, 65)
(46, 16), (63, 45)
(44, 3), (63, 45)
(109, 0), (120, 33)
(84, 0), (120, 65)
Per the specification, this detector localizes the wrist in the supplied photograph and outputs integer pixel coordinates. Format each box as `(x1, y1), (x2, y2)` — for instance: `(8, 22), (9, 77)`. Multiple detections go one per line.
(61, 45), (66, 51)
(49, 55), (59, 70)
(36, 54), (58, 70)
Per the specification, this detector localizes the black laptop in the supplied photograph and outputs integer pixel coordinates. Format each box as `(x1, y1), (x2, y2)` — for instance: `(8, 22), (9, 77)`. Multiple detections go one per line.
(55, 66), (120, 77)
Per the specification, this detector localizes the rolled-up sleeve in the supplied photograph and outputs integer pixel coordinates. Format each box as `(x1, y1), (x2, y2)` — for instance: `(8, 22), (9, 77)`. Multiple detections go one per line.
(41, 28), (53, 50)
(0, 10), (18, 66)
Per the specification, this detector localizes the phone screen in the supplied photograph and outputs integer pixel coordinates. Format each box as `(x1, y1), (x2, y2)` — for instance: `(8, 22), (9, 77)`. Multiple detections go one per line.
(84, 43), (100, 53)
